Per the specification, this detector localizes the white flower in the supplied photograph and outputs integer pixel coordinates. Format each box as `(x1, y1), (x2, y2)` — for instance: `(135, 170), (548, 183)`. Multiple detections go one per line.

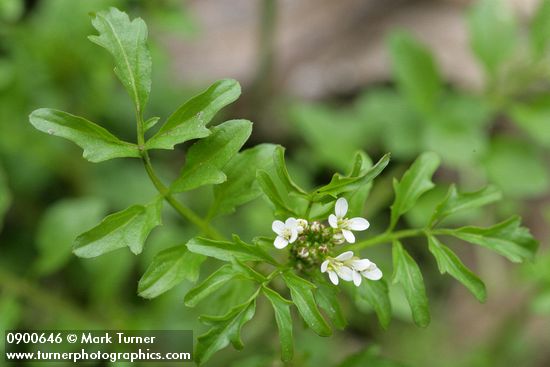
(320, 252), (354, 285)
(272, 217), (299, 249)
(321, 250), (382, 287)
(328, 198), (370, 243)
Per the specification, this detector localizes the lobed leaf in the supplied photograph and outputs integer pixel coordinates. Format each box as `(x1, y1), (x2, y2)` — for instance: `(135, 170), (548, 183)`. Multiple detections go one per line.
(262, 286), (294, 362)
(390, 152), (440, 229)
(427, 236), (486, 302)
(282, 272), (332, 337)
(441, 216), (538, 263)
(146, 79), (241, 150)
(231, 259), (267, 283)
(315, 282), (347, 329)
(210, 144), (277, 217)
(186, 235), (276, 265)
(429, 184), (501, 226)
(73, 197), (162, 258)
(355, 278), (392, 329)
(29, 109), (140, 163)
(256, 170), (297, 217)
(89, 7), (151, 114)
(138, 245), (206, 299)
(184, 265), (238, 307)
(171, 119), (252, 192)
(273, 146), (308, 196)
(313, 152), (390, 202)
(196, 298), (256, 365)
(392, 241), (430, 327)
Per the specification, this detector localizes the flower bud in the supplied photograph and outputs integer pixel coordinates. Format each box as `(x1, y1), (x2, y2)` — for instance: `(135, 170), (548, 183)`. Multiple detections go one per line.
(297, 247), (309, 258)
(310, 221), (322, 232)
(332, 233), (345, 245)
(296, 218), (308, 234)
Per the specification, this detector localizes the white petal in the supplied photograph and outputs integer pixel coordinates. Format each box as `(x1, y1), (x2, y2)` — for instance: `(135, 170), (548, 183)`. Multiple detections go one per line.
(348, 217), (370, 231)
(335, 251), (354, 261)
(342, 229), (355, 243)
(289, 228), (298, 243)
(336, 266), (353, 281)
(351, 259), (372, 271)
(328, 214), (338, 228)
(335, 197), (348, 218)
(285, 217), (297, 227)
(352, 271), (362, 287)
(272, 220), (285, 235)
(320, 260), (329, 273)
(274, 236), (289, 249)
(328, 271), (339, 285)
(362, 266), (383, 280)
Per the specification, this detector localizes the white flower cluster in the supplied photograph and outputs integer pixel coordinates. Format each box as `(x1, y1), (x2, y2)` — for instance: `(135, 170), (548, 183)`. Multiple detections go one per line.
(271, 197), (382, 287)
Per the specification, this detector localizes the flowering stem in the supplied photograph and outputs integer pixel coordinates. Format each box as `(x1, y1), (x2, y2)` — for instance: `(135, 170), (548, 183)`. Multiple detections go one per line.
(136, 114), (224, 241)
(344, 228), (426, 252)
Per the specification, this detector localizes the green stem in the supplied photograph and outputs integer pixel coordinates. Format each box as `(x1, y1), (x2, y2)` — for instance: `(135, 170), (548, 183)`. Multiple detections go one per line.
(141, 153), (224, 240)
(136, 113), (224, 240)
(344, 228), (426, 252)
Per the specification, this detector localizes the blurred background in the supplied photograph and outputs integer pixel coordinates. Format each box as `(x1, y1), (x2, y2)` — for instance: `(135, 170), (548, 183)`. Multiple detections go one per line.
(1, 0), (550, 366)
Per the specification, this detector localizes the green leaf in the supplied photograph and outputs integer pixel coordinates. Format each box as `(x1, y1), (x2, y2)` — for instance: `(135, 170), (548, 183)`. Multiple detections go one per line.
(423, 94), (490, 167)
(509, 99), (550, 148)
(273, 146), (308, 196)
(392, 241), (430, 327)
(483, 136), (549, 198)
(185, 265), (238, 307)
(468, 0), (517, 73)
(315, 282), (346, 329)
(429, 185), (501, 226)
(138, 245), (206, 299)
(262, 286), (294, 362)
(427, 236), (486, 302)
(144, 116), (160, 132)
(356, 89), (424, 160)
(29, 109), (140, 163)
(196, 298), (256, 365)
(256, 170), (297, 217)
(186, 235), (276, 265)
(146, 79), (241, 150)
(390, 152), (440, 229)
(389, 32), (442, 115)
(289, 103), (369, 170)
(171, 119), (252, 192)
(89, 7), (151, 114)
(441, 216), (538, 263)
(73, 197), (163, 258)
(35, 198), (107, 275)
(231, 259), (267, 283)
(313, 152), (390, 202)
(0, 166), (11, 233)
(282, 272), (332, 337)
(355, 278), (392, 329)
(530, 0), (550, 57)
(210, 144), (277, 217)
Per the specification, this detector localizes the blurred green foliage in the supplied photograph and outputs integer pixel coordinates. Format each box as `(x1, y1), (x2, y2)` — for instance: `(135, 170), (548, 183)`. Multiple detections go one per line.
(0, 0), (549, 366)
